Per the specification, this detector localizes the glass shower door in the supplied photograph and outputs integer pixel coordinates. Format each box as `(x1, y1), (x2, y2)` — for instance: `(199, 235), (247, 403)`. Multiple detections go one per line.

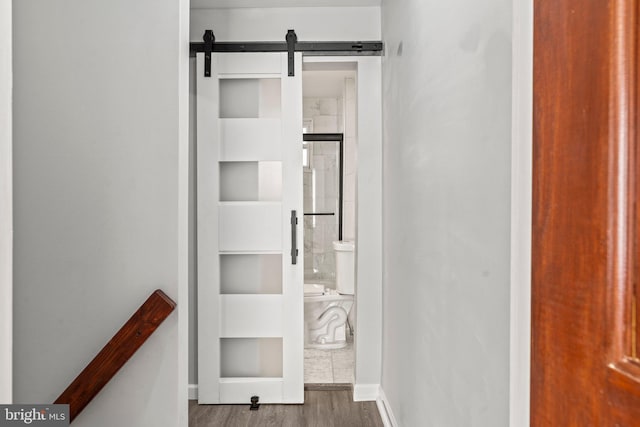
(302, 134), (343, 285)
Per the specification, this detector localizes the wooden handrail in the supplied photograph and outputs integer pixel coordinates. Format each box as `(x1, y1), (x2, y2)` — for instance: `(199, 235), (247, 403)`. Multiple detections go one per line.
(54, 289), (176, 422)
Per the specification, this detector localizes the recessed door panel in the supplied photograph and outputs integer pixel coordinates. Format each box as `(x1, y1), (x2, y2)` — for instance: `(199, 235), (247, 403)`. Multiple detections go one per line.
(220, 119), (282, 161)
(215, 53), (282, 76)
(218, 203), (282, 252)
(220, 338), (283, 378)
(220, 254), (282, 294)
(220, 295), (283, 337)
(219, 378), (284, 404)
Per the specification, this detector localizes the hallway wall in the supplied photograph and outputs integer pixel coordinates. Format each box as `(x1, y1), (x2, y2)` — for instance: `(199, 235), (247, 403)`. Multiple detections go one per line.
(12, 0), (187, 425)
(380, 0), (512, 425)
(190, 6), (380, 42)
(0, 0), (11, 404)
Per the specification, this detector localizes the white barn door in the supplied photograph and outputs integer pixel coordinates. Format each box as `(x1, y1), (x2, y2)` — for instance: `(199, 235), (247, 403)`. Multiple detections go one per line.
(196, 52), (303, 404)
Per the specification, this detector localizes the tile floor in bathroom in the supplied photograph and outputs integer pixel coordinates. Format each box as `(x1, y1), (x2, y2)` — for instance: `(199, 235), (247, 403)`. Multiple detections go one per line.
(304, 333), (354, 384)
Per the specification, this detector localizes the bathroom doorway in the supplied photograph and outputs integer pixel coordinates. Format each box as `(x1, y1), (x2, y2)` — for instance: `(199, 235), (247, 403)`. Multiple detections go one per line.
(302, 65), (357, 385)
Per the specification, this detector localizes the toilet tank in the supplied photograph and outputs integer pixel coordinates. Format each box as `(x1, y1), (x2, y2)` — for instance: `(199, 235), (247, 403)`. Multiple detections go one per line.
(333, 241), (355, 295)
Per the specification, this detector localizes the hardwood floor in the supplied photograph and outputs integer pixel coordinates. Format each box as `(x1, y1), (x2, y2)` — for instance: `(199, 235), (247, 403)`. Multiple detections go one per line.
(189, 389), (384, 427)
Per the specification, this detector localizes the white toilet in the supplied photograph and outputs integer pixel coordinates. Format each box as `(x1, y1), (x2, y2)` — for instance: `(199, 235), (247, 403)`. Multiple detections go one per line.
(304, 241), (355, 349)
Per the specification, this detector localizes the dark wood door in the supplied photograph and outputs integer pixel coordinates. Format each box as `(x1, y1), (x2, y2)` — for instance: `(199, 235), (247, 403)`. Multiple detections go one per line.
(532, 0), (640, 425)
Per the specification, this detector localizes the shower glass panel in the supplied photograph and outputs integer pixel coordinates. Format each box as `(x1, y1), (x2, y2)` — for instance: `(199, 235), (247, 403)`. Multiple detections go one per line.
(303, 134), (343, 284)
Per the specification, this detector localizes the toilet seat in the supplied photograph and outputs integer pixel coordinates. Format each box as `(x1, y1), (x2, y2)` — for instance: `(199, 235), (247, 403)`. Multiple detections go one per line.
(303, 283), (325, 296)
(304, 293), (353, 303)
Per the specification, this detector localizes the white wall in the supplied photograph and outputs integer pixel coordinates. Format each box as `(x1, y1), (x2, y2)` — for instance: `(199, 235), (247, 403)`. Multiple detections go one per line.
(353, 56), (383, 397)
(192, 0), (381, 8)
(190, 7), (381, 41)
(510, 0), (533, 425)
(380, 0), (512, 425)
(189, 7), (382, 391)
(0, 0), (12, 405)
(342, 77), (357, 242)
(13, 1), (188, 425)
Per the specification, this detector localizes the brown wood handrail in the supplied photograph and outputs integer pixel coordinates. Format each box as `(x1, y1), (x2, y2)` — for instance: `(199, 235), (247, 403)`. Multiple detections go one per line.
(54, 289), (176, 422)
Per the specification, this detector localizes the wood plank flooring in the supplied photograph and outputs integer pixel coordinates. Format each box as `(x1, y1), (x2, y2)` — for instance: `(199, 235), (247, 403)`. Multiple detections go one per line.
(189, 389), (384, 427)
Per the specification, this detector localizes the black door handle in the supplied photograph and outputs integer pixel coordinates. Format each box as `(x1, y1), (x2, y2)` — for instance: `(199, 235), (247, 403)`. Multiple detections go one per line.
(291, 210), (298, 265)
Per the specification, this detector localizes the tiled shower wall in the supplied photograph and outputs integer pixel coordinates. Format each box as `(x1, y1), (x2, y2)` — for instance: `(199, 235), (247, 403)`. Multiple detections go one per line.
(303, 79), (357, 286)
(303, 97), (343, 133)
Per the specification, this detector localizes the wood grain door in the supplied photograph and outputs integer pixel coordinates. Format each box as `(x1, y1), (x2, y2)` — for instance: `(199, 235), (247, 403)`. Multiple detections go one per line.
(532, 0), (640, 425)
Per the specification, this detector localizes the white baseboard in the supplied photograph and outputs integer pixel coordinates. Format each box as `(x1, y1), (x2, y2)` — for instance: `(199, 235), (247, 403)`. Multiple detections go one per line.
(377, 386), (398, 427)
(188, 384), (198, 400)
(353, 383), (379, 401)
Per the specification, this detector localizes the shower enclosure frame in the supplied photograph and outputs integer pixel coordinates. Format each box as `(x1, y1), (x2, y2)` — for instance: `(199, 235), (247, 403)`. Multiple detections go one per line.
(302, 133), (344, 241)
